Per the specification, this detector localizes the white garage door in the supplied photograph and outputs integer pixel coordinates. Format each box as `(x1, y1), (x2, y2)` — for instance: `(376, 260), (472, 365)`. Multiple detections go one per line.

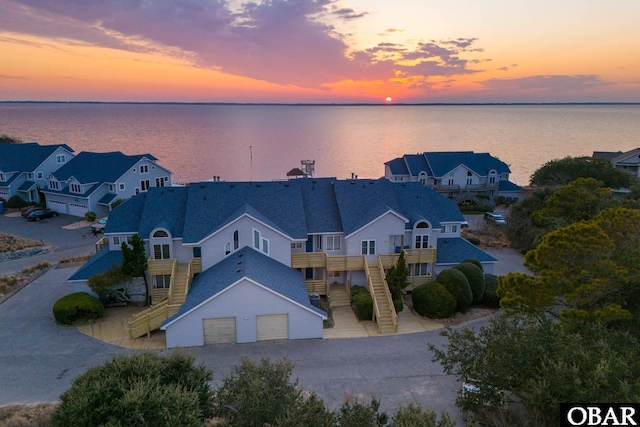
(0, 190), (9, 200)
(203, 317), (236, 345)
(256, 314), (288, 341)
(69, 202), (88, 217)
(48, 199), (66, 214)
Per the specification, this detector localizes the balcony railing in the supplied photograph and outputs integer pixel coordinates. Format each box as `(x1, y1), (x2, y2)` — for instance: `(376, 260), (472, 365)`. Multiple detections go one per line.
(291, 248), (436, 271)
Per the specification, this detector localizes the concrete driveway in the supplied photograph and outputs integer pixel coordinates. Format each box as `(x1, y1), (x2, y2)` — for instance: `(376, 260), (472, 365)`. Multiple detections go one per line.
(0, 266), (466, 420)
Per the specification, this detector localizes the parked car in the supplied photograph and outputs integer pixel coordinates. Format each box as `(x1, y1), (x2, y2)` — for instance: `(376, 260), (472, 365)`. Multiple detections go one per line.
(26, 208), (58, 221)
(484, 212), (506, 226)
(90, 218), (108, 234)
(461, 220), (469, 229)
(21, 206), (44, 218)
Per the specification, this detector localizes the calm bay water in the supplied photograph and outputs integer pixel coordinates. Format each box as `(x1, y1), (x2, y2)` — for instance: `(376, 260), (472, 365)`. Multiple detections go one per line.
(1, 103), (639, 185)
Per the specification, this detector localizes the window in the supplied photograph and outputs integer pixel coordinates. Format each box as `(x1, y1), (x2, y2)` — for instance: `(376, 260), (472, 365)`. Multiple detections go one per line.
(153, 230), (168, 238)
(233, 230), (239, 250)
(26, 173), (33, 180)
(155, 177), (165, 187)
(361, 240), (376, 255)
(0, 173), (4, 181)
(135, 188), (140, 195)
(448, 179), (454, 185)
(291, 242), (303, 249)
(113, 236), (121, 246)
(140, 165), (149, 174)
(153, 244), (170, 259)
(49, 180), (59, 190)
(154, 275), (171, 289)
(489, 176), (496, 184)
(315, 235), (322, 250)
(56, 154), (66, 164)
(262, 238), (269, 254)
(119, 183), (125, 191)
(193, 247), (201, 258)
(108, 184), (114, 192)
(466, 178), (473, 185)
(415, 235), (429, 248)
(70, 183), (82, 193)
(140, 180), (150, 191)
(451, 225), (458, 233)
(37, 171), (43, 179)
(412, 263), (430, 276)
(467, 171), (473, 177)
(326, 235), (341, 251)
(225, 242), (231, 256)
(254, 230), (260, 249)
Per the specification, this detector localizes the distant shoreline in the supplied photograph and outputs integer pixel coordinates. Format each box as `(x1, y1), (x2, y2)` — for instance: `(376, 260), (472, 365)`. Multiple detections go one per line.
(1, 101), (639, 107)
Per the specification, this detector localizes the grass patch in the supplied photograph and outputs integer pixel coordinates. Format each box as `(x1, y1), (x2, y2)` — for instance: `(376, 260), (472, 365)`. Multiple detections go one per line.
(462, 226), (511, 248)
(0, 402), (58, 427)
(0, 233), (44, 254)
(57, 254), (92, 267)
(0, 262), (52, 301)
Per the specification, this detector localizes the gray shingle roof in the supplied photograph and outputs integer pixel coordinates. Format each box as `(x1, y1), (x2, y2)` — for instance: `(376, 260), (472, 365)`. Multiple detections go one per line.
(50, 151), (157, 184)
(138, 187), (189, 238)
(424, 151), (511, 177)
(163, 247), (326, 327)
(0, 142), (73, 172)
(384, 157), (409, 175)
(498, 180), (522, 192)
(68, 247), (123, 281)
(436, 238), (497, 265)
(105, 193), (146, 234)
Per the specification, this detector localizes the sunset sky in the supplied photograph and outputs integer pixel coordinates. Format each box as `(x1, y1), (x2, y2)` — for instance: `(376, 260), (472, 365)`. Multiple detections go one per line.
(1, 0), (639, 103)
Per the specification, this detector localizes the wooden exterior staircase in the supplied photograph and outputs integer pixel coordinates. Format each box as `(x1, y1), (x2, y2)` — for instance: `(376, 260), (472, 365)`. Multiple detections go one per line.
(127, 260), (195, 339)
(329, 283), (351, 308)
(365, 257), (398, 334)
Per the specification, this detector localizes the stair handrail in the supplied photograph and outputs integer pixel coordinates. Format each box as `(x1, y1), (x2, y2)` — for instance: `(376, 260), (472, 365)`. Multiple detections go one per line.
(183, 260), (193, 302)
(377, 255), (398, 332)
(363, 256), (382, 326)
(167, 259), (178, 305)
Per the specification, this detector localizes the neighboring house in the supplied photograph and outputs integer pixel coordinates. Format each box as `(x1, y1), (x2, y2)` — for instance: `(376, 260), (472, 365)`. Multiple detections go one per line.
(0, 142), (75, 203)
(594, 148), (640, 178)
(385, 151), (523, 203)
(70, 178), (496, 348)
(42, 151), (172, 218)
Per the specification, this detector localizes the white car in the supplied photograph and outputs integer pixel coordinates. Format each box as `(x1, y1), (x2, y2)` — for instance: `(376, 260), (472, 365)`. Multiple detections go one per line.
(90, 218), (108, 233)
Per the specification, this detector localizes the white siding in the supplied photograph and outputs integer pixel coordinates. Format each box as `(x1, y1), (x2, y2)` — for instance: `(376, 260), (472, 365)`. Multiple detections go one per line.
(164, 279), (323, 348)
(345, 212), (406, 260)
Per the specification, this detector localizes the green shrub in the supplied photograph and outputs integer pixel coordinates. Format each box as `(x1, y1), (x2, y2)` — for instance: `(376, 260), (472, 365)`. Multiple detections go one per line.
(483, 273), (500, 308)
(467, 237), (481, 246)
(84, 211), (97, 222)
(412, 282), (456, 319)
(51, 352), (213, 427)
(351, 285), (368, 301)
(454, 262), (486, 303)
(214, 357), (334, 427)
(5, 195), (29, 209)
(390, 403), (457, 427)
(52, 292), (104, 325)
(436, 268), (473, 312)
(462, 258), (483, 272)
(353, 291), (373, 320)
(393, 297), (403, 313)
(337, 398), (388, 427)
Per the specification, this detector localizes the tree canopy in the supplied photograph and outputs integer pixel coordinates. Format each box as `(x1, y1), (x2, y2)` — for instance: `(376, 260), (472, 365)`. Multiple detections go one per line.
(0, 134), (22, 144)
(529, 155), (633, 188)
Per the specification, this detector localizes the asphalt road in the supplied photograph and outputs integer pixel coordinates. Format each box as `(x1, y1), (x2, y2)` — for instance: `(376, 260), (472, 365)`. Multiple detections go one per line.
(0, 210), (527, 420)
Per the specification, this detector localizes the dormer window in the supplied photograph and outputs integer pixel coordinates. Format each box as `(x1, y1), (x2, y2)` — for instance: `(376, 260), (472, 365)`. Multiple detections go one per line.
(140, 165), (149, 174)
(0, 173), (4, 182)
(49, 180), (59, 190)
(109, 184), (115, 192)
(70, 183), (82, 193)
(56, 154), (66, 164)
(26, 173), (33, 180)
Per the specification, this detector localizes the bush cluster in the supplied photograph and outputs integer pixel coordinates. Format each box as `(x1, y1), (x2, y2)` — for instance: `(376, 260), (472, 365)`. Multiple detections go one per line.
(5, 195), (30, 209)
(483, 273), (500, 308)
(353, 290), (373, 321)
(52, 292), (104, 325)
(436, 268), (473, 312)
(50, 354), (457, 427)
(453, 262), (485, 303)
(84, 211), (97, 222)
(412, 282), (456, 319)
(51, 352), (213, 427)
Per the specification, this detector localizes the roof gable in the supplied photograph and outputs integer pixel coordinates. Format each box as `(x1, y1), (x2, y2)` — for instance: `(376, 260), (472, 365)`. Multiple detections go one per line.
(0, 142), (74, 172)
(50, 151), (158, 184)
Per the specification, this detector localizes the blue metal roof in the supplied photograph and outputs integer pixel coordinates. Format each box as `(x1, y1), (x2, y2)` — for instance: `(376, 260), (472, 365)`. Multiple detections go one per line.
(50, 151), (158, 185)
(404, 154), (430, 176)
(424, 152), (511, 178)
(436, 237), (497, 265)
(163, 247), (326, 327)
(182, 181), (308, 243)
(68, 247), (123, 281)
(138, 187), (189, 238)
(0, 143), (73, 173)
(105, 193), (146, 233)
(384, 157), (409, 175)
(498, 180), (522, 192)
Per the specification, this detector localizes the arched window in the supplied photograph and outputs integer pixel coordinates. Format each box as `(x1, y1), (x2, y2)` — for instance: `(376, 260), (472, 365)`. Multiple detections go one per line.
(416, 222), (429, 229)
(153, 230), (169, 238)
(415, 221), (430, 249)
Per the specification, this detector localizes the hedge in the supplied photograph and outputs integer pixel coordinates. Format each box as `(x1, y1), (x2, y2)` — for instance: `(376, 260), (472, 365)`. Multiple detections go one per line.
(483, 273), (501, 308)
(436, 268), (473, 312)
(52, 292), (104, 325)
(84, 211), (97, 222)
(353, 291), (373, 321)
(5, 195), (30, 209)
(462, 258), (483, 272)
(412, 282), (456, 319)
(453, 262), (486, 303)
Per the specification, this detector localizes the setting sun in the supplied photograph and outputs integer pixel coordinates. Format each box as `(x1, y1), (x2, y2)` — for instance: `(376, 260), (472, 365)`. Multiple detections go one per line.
(385, 96), (392, 102)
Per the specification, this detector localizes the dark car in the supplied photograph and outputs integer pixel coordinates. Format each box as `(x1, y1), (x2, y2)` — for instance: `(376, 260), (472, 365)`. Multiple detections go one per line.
(21, 206), (44, 218)
(26, 208), (58, 221)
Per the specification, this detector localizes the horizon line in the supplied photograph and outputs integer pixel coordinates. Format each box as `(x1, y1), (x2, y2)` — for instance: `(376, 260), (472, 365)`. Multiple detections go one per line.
(1, 101), (639, 107)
